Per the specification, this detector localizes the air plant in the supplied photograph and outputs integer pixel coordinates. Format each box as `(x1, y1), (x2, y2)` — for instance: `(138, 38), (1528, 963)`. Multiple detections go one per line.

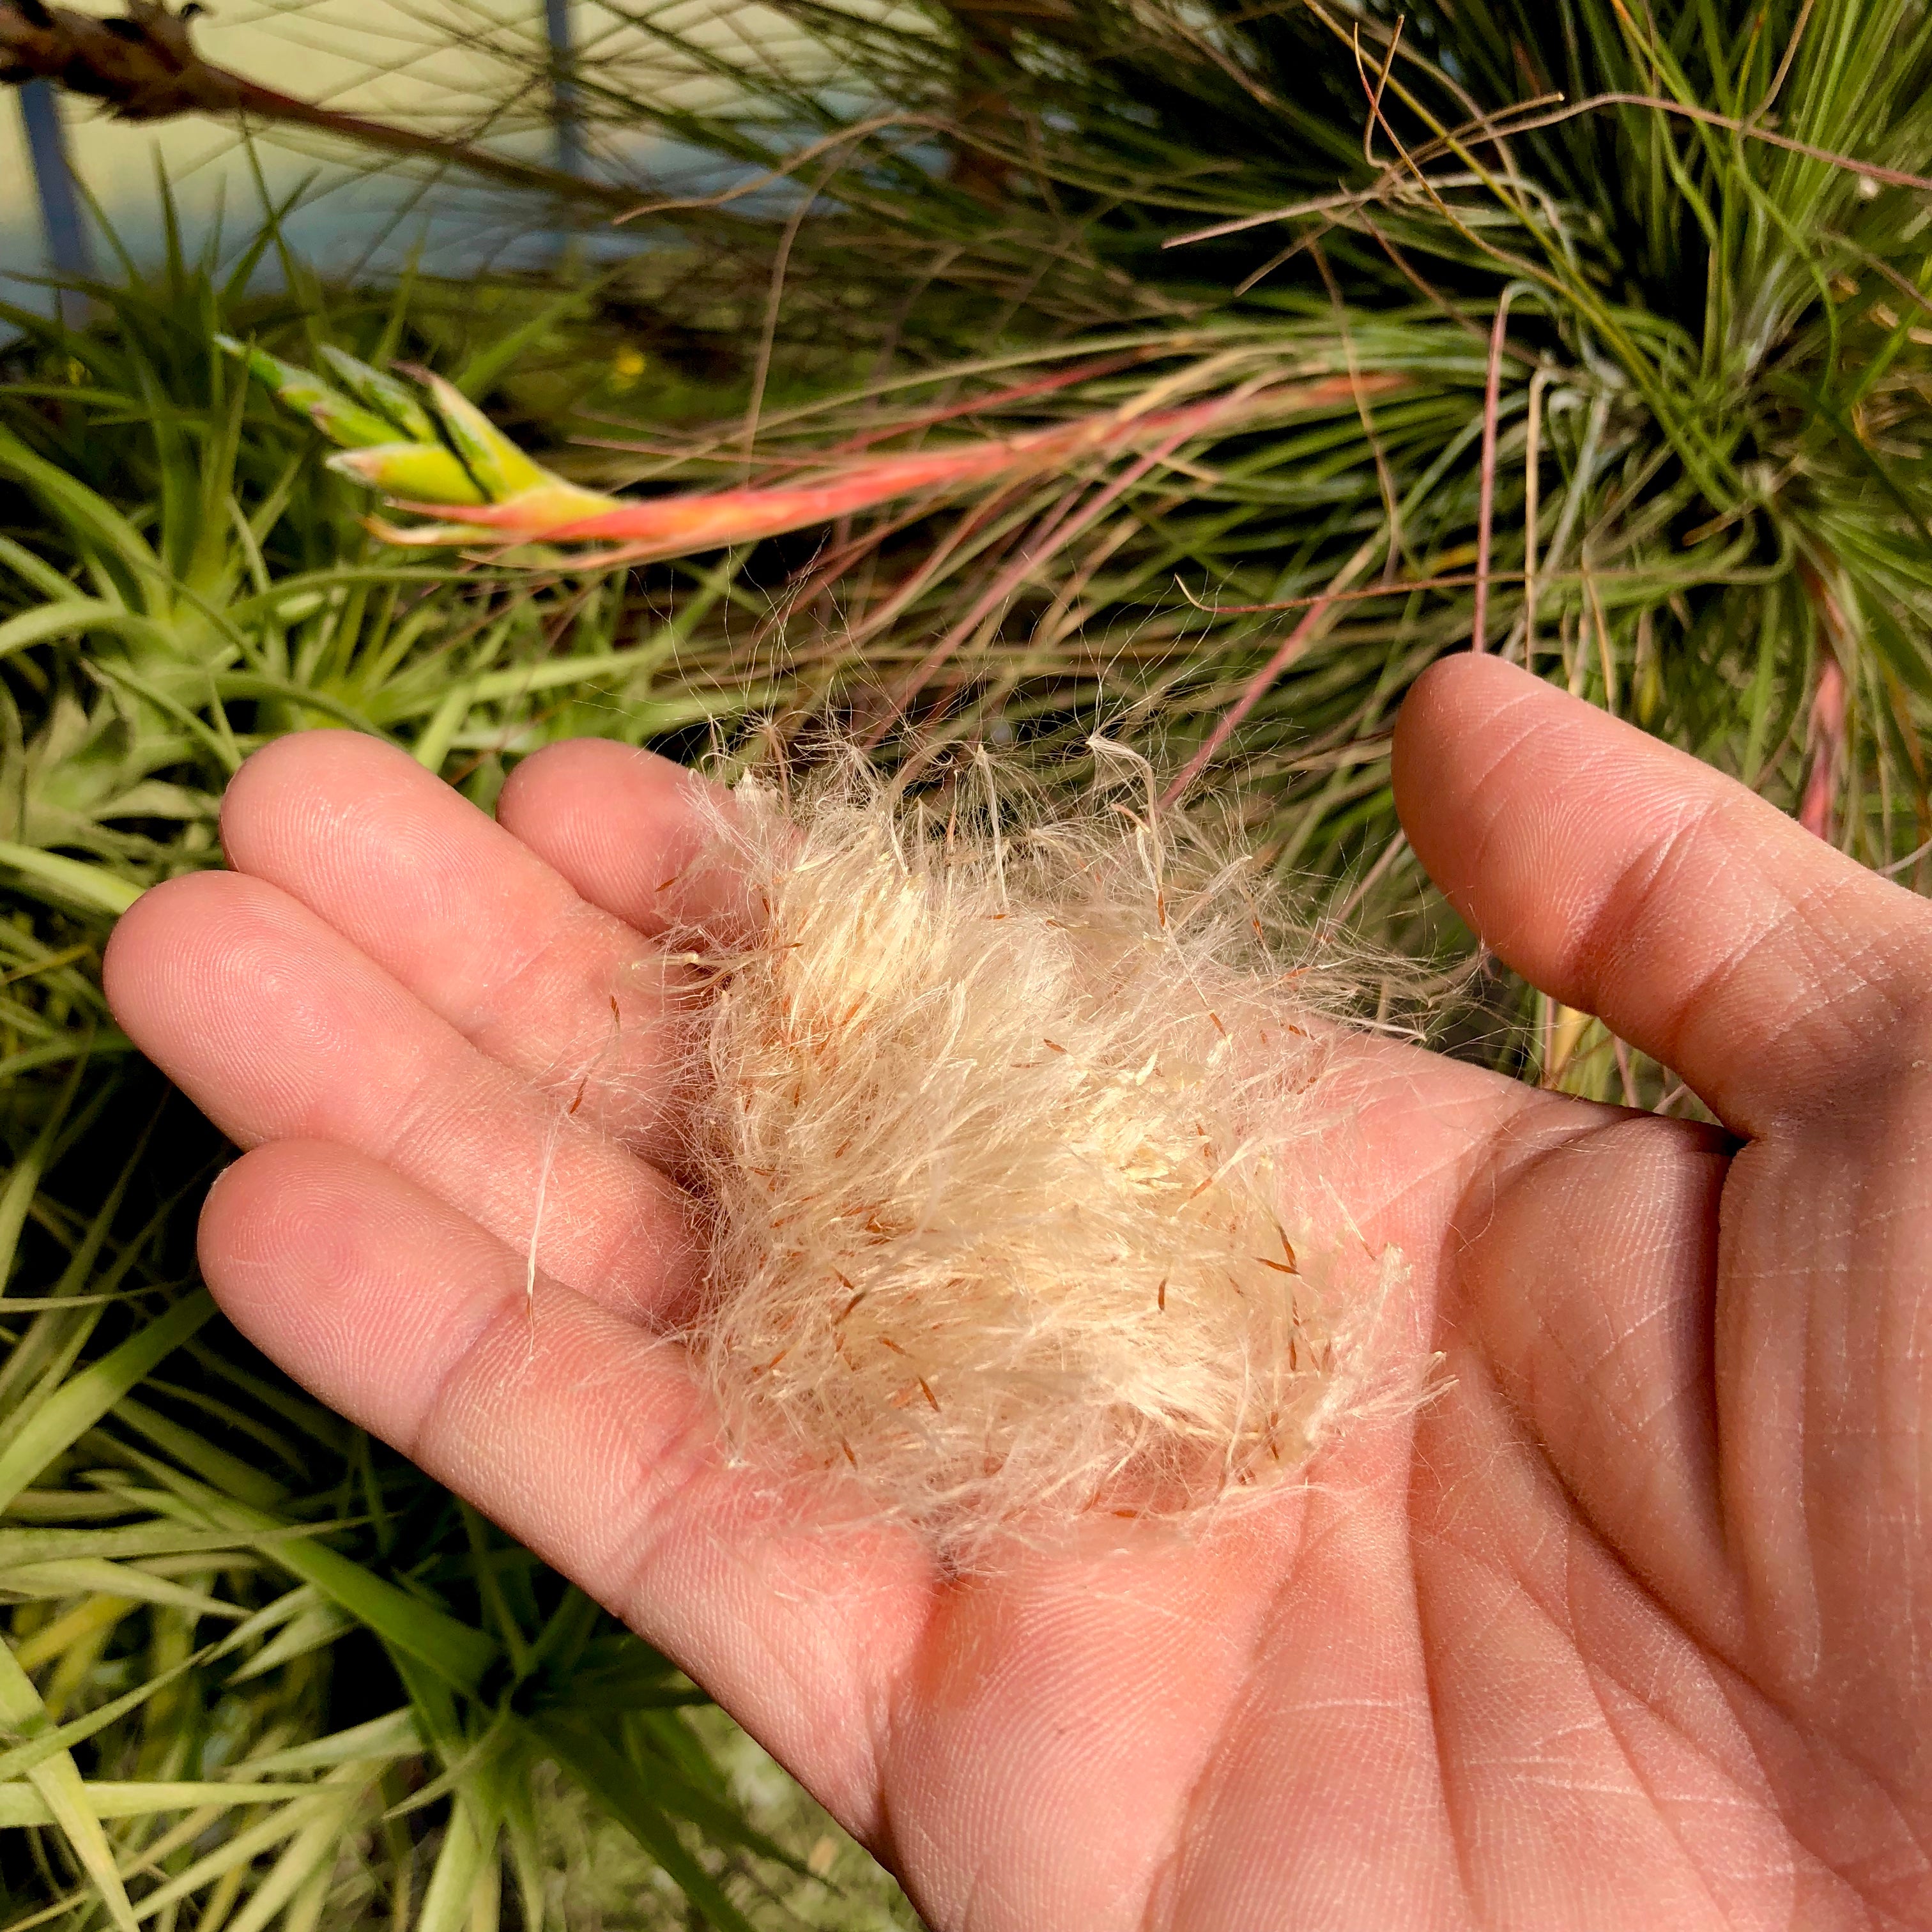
(220, 335), (1399, 563)
(502, 0), (1932, 878)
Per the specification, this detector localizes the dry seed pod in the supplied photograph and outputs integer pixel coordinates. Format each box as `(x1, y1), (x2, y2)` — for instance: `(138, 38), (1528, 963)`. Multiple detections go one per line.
(668, 741), (1397, 1559)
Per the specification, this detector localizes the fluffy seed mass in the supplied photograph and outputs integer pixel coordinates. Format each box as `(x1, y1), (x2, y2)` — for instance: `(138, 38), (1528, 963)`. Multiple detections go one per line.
(669, 746), (1392, 1556)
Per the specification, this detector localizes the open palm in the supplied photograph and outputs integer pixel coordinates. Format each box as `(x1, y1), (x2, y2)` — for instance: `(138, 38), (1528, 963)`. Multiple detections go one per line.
(103, 656), (1932, 1930)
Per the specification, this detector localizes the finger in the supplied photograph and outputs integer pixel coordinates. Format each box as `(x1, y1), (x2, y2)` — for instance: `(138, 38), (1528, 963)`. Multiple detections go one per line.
(103, 870), (697, 1323)
(494, 738), (757, 939)
(197, 1137), (933, 1837)
(219, 732), (696, 1159)
(1393, 654), (1932, 1133)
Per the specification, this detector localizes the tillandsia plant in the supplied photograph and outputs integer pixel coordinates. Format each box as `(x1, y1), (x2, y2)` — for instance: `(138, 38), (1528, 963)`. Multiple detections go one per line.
(508, 0), (1932, 862)
(199, 0), (1932, 1101)
(219, 332), (1404, 563)
(17, 0), (1932, 837)
(0, 238), (921, 1928)
(17, 1), (1932, 929)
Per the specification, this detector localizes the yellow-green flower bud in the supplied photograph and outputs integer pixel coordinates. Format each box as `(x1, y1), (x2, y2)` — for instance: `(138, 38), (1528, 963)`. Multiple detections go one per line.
(215, 336), (398, 450)
(419, 374), (553, 502)
(316, 346), (440, 443)
(325, 445), (488, 506)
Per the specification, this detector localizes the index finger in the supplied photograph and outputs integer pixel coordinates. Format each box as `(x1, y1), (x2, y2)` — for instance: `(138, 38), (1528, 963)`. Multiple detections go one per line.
(1393, 654), (1932, 1134)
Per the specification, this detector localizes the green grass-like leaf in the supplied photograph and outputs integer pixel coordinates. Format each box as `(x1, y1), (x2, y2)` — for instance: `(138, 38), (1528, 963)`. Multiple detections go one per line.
(0, 235), (918, 1928)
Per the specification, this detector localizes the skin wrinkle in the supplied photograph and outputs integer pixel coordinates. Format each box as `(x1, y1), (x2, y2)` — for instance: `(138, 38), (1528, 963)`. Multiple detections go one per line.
(1413, 1533), (1542, 1924)
(1157, 1493), (1451, 1930)
(397, 1281), (538, 1468)
(224, 744), (568, 993)
(230, 737), (703, 1155)
(1560, 1522), (1738, 1931)
(434, 870), (590, 1036)
(206, 1144), (896, 1793)
(1504, 1124), (1726, 1540)
(708, 1545), (913, 1850)
(1562, 788), (1740, 1057)
(1785, 1128), (1932, 1777)
(427, 1298), (730, 1653)
(375, 1035), (696, 1317)
(1411, 1505), (1483, 1931)
(1426, 683), (1932, 1131)
(1434, 1452), (1722, 1920)
(1658, 875), (1897, 1131)
(146, 875), (704, 1316)
(1499, 1301), (1728, 1646)
(496, 740), (758, 944)
(1592, 1410), (1932, 1917)
(1422, 1252), (1823, 1916)
(1745, 1693), (1932, 1927)
(1142, 1509), (1346, 1930)
(458, 899), (701, 1152)
(944, 1559), (1239, 1928)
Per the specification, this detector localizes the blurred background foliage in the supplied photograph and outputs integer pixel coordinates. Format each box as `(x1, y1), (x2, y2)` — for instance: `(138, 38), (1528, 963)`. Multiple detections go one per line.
(4, 0), (1932, 1922)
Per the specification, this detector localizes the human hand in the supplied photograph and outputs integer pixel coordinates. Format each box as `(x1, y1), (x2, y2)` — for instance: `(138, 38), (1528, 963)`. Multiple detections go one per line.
(102, 654), (1932, 1929)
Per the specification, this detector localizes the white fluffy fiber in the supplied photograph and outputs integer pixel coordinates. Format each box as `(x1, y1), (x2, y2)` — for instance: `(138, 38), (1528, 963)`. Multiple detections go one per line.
(668, 744), (1394, 1556)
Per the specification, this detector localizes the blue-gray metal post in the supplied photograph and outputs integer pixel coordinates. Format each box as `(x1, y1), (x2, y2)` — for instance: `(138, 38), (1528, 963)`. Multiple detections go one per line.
(543, 0), (585, 180)
(17, 80), (94, 319)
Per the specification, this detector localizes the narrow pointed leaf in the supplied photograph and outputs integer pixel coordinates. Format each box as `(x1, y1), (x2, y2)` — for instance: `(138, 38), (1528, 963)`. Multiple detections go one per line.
(0, 1639), (139, 1931)
(530, 1715), (763, 1932)
(0, 1780), (321, 1827)
(418, 372), (555, 499)
(0, 1292), (217, 1512)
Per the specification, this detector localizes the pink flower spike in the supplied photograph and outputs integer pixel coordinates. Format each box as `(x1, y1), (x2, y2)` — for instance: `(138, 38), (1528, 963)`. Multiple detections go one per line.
(358, 371), (1396, 556)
